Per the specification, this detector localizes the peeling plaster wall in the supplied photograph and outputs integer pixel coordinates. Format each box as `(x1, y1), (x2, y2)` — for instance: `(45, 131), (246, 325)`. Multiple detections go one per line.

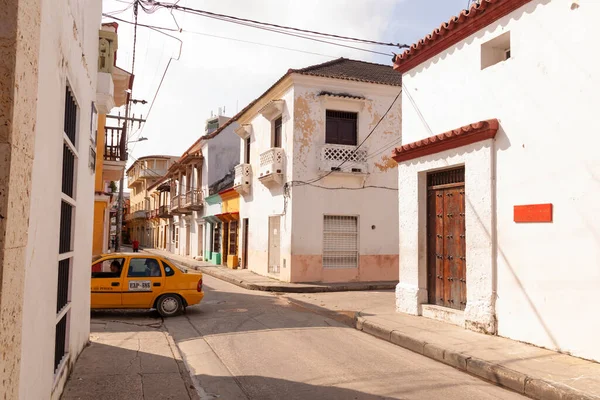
(397, 0), (600, 361)
(238, 86), (295, 281)
(17, 0), (102, 399)
(0, 0), (42, 398)
(289, 77), (401, 283)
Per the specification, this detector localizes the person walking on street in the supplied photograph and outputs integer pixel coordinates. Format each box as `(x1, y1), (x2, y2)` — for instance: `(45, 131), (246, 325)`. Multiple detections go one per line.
(132, 239), (139, 253)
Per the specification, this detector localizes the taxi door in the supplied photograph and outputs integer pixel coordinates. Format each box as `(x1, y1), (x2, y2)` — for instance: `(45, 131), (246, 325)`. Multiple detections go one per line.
(91, 256), (125, 308)
(122, 257), (166, 307)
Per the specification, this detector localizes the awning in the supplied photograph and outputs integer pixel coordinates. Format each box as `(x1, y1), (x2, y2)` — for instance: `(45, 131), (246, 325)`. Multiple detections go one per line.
(215, 212), (239, 222)
(203, 215), (220, 224)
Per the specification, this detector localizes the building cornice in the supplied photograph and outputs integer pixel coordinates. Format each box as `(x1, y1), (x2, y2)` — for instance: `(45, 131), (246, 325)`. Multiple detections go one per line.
(392, 0), (532, 74)
(392, 119), (499, 163)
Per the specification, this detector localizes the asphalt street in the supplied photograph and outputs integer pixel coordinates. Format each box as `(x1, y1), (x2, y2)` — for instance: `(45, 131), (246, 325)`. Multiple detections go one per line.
(161, 275), (527, 400)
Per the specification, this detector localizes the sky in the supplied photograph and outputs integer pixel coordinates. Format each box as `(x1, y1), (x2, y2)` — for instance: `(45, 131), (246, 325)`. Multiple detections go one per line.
(101, 0), (470, 166)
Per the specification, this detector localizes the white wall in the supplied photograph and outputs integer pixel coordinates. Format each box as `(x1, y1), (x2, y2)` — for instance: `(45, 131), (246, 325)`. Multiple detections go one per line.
(239, 86), (295, 280)
(289, 77), (401, 282)
(206, 122), (240, 187)
(399, 0), (600, 361)
(19, 1), (101, 398)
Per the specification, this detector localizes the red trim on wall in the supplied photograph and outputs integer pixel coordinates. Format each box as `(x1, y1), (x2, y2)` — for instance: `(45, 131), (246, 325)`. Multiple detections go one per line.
(391, 119), (499, 163)
(514, 204), (553, 223)
(392, 0), (532, 74)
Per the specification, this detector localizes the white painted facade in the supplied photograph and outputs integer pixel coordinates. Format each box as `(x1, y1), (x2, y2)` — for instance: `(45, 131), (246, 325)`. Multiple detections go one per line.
(170, 117), (239, 259)
(237, 72), (401, 283)
(395, 0), (600, 362)
(18, 1), (103, 399)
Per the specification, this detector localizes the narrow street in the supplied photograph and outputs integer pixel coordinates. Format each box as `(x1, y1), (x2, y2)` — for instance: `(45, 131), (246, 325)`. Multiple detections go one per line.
(152, 275), (525, 400)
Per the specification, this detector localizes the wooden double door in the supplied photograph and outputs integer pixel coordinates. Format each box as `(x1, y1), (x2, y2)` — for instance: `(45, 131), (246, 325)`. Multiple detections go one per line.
(427, 168), (467, 311)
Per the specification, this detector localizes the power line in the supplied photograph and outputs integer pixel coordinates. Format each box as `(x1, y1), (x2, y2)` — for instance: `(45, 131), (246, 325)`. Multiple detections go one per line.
(101, 13), (179, 31)
(183, 30), (338, 59)
(142, 0), (409, 49)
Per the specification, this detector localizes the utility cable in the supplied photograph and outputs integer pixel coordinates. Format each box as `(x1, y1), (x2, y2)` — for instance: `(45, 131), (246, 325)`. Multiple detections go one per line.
(142, 0), (409, 49)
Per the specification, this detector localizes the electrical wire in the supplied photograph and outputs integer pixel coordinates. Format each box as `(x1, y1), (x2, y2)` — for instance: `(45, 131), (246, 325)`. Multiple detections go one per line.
(142, 0), (408, 49)
(298, 87), (402, 186)
(183, 30), (338, 59)
(102, 13), (180, 31)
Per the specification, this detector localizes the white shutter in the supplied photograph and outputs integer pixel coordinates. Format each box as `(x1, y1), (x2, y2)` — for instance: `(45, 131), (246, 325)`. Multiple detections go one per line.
(323, 215), (358, 268)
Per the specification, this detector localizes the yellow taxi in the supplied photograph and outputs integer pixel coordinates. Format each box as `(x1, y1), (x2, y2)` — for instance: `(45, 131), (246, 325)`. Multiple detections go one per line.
(91, 253), (204, 317)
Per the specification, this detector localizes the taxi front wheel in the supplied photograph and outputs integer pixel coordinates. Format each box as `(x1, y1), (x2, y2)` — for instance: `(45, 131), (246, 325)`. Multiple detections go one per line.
(156, 294), (183, 317)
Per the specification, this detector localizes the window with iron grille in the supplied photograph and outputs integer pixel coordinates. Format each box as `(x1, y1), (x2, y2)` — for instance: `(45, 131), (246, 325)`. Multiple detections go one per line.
(64, 86), (78, 145)
(54, 313), (68, 372)
(323, 215), (359, 268)
(56, 259), (70, 313)
(62, 144), (75, 197)
(55, 84), (78, 375)
(228, 220), (238, 255)
(326, 110), (357, 146)
(59, 201), (73, 254)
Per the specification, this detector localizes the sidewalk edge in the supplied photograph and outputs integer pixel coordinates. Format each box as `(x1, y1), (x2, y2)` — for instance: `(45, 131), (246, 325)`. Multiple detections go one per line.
(145, 249), (396, 293)
(283, 296), (599, 400)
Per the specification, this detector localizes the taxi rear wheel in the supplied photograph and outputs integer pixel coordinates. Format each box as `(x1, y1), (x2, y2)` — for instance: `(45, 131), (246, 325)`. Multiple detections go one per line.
(156, 294), (183, 317)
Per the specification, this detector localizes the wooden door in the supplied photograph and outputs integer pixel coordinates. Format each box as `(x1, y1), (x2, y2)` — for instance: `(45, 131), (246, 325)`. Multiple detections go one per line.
(427, 168), (466, 310)
(268, 216), (281, 274)
(242, 218), (249, 269)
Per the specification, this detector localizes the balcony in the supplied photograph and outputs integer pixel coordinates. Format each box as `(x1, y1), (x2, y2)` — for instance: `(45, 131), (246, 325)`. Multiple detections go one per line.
(139, 168), (168, 180)
(130, 210), (148, 220)
(170, 194), (181, 214)
(234, 164), (252, 194)
(320, 144), (368, 174)
(158, 205), (172, 218)
(182, 189), (205, 211)
(102, 126), (126, 181)
(259, 148), (284, 186)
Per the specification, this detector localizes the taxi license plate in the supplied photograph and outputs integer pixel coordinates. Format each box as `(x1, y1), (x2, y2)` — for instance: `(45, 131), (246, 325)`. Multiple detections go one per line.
(128, 280), (151, 291)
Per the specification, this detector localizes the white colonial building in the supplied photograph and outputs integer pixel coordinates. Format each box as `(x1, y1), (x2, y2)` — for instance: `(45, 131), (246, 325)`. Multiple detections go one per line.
(234, 58), (402, 283)
(1, 1), (108, 399)
(392, 0), (600, 362)
(152, 114), (240, 261)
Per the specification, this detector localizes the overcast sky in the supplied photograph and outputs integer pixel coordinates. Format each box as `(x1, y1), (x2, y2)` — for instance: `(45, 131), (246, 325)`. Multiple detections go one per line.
(101, 0), (469, 165)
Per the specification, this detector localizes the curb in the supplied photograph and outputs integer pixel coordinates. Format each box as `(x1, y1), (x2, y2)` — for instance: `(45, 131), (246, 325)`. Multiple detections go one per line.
(283, 297), (599, 400)
(150, 251), (396, 293)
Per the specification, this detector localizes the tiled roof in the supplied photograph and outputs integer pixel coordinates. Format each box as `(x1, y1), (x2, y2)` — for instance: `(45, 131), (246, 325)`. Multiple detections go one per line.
(392, 0), (532, 73)
(292, 58), (402, 86)
(391, 119), (499, 163)
(175, 59), (400, 166)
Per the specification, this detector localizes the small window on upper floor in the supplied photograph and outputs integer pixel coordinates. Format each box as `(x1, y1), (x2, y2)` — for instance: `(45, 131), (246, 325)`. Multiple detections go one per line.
(326, 110), (357, 146)
(272, 116), (282, 148)
(481, 31), (511, 70)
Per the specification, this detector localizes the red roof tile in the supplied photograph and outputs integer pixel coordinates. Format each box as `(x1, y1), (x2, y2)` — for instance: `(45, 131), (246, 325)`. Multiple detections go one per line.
(392, 0), (532, 74)
(391, 119), (499, 163)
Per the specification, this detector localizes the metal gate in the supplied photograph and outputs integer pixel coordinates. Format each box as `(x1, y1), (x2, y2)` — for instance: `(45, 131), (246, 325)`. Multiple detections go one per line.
(268, 216), (281, 274)
(427, 167), (467, 310)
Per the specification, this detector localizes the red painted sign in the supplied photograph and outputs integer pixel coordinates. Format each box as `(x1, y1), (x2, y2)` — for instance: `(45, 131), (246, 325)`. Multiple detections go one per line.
(514, 204), (553, 223)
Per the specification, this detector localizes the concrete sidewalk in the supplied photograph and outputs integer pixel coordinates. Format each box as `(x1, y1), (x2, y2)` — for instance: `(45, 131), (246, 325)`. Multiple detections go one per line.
(61, 313), (199, 400)
(143, 248), (397, 293)
(283, 291), (600, 400)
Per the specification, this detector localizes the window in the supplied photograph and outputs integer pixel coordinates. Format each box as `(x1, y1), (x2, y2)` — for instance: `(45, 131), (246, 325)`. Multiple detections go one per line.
(56, 84), (79, 374)
(127, 258), (162, 277)
(323, 215), (358, 268)
(481, 31), (511, 70)
(91, 257), (125, 278)
(212, 223), (221, 253)
(326, 110), (357, 145)
(228, 220), (238, 255)
(244, 137), (251, 164)
(273, 116), (282, 148)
